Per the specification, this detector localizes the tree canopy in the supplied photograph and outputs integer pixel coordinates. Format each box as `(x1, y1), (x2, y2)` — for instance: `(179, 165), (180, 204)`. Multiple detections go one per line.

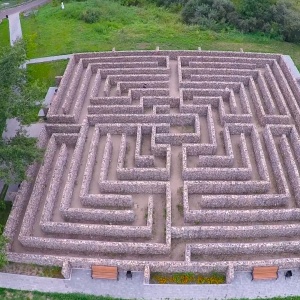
(0, 41), (44, 184)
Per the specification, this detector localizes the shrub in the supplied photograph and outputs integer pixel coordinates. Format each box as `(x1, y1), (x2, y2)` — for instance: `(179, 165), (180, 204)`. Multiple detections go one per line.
(63, 4), (83, 20)
(80, 8), (101, 23)
(280, 9), (300, 42)
(51, 0), (60, 7)
(182, 0), (236, 30)
(153, 0), (186, 7)
(238, 0), (276, 19)
(121, 0), (144, 6)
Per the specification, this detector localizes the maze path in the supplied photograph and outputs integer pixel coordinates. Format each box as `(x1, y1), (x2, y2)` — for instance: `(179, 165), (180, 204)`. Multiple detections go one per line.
(5, 50), (300, 276)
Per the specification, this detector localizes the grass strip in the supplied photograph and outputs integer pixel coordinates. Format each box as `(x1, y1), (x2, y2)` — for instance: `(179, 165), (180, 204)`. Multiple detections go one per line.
(0, 288), (126, 300)
(0, 19), (10, 48)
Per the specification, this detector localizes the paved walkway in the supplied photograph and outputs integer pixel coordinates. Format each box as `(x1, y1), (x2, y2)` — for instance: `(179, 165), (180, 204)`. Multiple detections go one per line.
(8, 12), (22, 45)
(26, 54), (72, 64)
(2, 118), (45, 139)
(283, 55), (300, 81)
(0, 0), (49, 20)
(0, 268), (300, 299)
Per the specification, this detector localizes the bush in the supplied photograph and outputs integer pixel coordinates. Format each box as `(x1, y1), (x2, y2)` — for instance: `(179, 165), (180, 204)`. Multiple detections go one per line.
(80, 8), (101, 23)
(238, 0), (276, 19)
(280, 9), (300, 42)
(51, 0), (60, 7)
(182, 0), (236, 30)
(121, 0), (144, 6)
(153, 0), (186, 7)
(235, 0), (300, 42)
(235, 0), (275, 33)
(180, 0), (300, 42)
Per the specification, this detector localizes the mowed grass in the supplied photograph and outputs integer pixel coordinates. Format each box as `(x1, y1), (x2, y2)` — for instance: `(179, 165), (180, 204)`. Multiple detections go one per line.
(0, 19), (10, 48)
(27, 60), (69, 89)
(1, 288), (300, 300)
(21, 0), (300, 68)
(0, 288), (124, 300)
(22, 60), (68, 124)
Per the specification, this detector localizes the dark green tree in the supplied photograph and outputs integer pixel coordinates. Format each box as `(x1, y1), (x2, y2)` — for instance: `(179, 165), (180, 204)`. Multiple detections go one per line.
(237, 0), (277, 33)
(0, 41), (44, 185)
(182, 0), (236, 30)
(0, 226), (7, 269)
(238, 0), (276, 19)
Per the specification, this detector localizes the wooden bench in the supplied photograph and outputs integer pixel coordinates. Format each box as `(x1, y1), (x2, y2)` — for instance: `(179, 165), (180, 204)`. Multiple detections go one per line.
(252, 266), (279, 280)
(91, 265), (118, 280)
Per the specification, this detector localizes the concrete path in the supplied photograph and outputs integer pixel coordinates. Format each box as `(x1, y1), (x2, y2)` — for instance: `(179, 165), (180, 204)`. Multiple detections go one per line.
(2, 118), (45, 139)
(8, 12), (22, 45)
(0, 268), (300, 299)
(0, 0), (49, 20)
(283, 55), (300, 82)
(27, 54), (72, 64)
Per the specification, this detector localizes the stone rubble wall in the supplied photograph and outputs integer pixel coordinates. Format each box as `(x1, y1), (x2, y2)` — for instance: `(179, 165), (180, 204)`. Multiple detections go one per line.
(9, 50), (300, 283)
(48, 56), (76, 115)
(62, 59), (83, 114)
(40, 143), (68, 223)
(19, 136), (57, 237)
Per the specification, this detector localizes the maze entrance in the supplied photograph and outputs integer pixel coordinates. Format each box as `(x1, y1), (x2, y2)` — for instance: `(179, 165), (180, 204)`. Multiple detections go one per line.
(5, 50), (300, 273)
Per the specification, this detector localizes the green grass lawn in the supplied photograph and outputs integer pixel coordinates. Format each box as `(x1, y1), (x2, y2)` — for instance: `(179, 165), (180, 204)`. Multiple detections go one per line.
(0, 19), (10, 48)
(21, 60), (68, 124)
(0, 288), (124, 300)
(27, 60), (68, 89)
(21, 0), (300, 69)
(0, 288), (300, 300)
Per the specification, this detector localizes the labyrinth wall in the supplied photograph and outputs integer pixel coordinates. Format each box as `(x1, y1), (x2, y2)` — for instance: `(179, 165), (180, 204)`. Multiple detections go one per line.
(5, 50), (300, 281)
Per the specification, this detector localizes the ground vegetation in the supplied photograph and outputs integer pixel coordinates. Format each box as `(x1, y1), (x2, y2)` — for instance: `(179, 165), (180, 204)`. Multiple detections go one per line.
(19, 0), (300, 70)
(0, 19), (10, 48)
(148, 0), (300, 42)
(0, 41), (44, 185)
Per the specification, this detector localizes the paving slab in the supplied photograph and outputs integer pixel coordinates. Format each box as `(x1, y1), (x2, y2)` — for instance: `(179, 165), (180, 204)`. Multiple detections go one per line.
(8, 12), (21, 45)
(26, 54), (72, 64)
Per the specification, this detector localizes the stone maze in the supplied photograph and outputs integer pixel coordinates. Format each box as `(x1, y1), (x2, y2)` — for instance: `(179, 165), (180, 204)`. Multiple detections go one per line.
(5, 50), (300, 282)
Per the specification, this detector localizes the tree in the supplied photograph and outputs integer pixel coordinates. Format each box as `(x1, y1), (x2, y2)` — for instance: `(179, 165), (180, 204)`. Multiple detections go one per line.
(0, 41), (44, 185)
(181, 0), (236, 30)
(234, 0), (275, 33)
